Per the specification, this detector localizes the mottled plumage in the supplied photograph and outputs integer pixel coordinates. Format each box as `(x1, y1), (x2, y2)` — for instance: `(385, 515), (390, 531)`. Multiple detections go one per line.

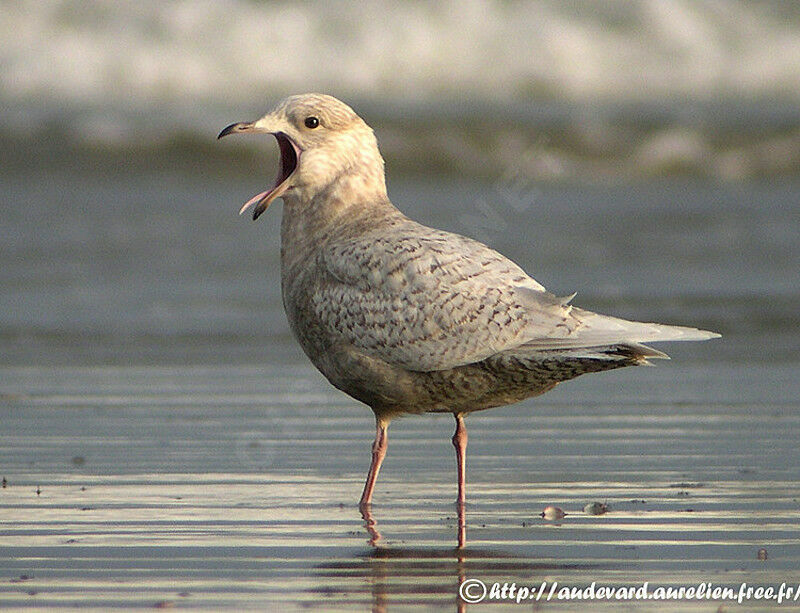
(219, 94), (719, 546)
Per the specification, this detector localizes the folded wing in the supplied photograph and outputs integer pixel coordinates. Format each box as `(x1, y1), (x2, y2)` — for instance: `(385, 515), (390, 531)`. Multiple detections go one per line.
(312, 221), (718, 372)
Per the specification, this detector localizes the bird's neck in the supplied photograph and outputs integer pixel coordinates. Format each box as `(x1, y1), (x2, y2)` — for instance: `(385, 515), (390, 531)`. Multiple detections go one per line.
(285, 162), (394, 228)
(279, 171), (399, 268)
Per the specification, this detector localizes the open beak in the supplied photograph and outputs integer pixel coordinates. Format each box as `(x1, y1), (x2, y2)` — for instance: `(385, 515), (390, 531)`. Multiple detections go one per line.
(217, 121), (300, 220)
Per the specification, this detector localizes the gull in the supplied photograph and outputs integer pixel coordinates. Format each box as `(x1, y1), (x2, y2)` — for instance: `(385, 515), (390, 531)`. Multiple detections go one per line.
(218, 94), (719, 547)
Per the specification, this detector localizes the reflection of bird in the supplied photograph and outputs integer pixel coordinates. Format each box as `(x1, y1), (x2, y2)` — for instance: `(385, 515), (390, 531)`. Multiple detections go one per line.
(219, 94), (719, 548)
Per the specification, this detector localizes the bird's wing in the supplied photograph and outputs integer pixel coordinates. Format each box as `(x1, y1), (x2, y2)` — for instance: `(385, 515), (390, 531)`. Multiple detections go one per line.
(312, 222), (582, 372)
(313, 221), (719, 372)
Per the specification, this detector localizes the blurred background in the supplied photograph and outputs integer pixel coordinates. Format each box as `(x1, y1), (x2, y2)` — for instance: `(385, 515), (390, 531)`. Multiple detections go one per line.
(1, 0), (798, 365)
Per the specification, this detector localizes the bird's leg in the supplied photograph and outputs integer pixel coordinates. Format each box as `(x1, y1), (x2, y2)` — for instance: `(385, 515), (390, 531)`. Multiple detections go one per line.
(359, 417), (388, 509)
(452, 413), (468, 504)
(452, 412), (467, 548)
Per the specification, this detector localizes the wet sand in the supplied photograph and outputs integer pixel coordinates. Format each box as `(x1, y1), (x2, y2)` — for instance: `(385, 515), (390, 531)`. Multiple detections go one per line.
(2, 360), (799, 610)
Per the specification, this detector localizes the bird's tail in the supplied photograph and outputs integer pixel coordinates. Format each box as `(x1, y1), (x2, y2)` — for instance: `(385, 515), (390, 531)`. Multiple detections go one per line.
(520, 306), (720, 359)
(570, 307), (720, 345)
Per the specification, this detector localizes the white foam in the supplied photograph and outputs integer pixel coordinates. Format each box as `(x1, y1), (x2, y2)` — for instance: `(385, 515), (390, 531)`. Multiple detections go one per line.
(3, 0), (800, 110)
(3, 1), (799, 179)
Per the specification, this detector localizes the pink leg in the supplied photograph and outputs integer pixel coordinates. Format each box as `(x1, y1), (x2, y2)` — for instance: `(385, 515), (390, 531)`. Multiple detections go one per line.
(453, 413), (468, 505)
(359, 502), (382, 546)
(359, 417), (388, 508)
(452, 413), (467, 548)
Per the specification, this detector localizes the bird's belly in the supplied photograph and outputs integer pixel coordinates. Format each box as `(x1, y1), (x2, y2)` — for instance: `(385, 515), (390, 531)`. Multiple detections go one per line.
(279, 319), (604, 418)
(281, 273), (639, 417)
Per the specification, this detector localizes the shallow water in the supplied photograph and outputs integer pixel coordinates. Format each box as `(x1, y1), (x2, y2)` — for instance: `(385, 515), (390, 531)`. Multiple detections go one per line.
(2, 363), (799, 610)
(1, 171), (799, 610)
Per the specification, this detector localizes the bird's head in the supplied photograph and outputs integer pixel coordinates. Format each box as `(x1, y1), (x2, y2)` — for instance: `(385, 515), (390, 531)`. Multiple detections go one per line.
(218, 93), (386, 220)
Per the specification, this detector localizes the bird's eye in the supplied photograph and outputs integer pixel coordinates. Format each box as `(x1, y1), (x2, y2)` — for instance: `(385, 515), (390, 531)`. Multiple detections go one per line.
(304, 116), (320, 129)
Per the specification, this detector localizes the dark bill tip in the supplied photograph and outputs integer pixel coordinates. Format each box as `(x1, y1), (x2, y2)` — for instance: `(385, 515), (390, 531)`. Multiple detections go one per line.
(252, 201), (268, 221)
(217, 121), (253, 139)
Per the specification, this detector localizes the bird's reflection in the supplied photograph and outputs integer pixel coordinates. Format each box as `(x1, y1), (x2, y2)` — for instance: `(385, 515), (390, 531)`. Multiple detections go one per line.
(359, 503), (383, 546)
(316, 540), (570, 613)
(361, 499), (466, 549)
(361, 546), (470, 613)
(343, 504), (584, 612)
(357, 503), (469, 610)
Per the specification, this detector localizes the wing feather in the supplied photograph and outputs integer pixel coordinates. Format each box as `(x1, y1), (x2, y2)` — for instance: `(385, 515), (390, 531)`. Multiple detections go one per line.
(312, 222), (561, 371)
(310, 220), (718, 372)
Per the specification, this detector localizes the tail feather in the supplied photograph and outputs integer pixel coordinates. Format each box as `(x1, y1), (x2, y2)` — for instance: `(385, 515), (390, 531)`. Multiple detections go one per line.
(520, 307), (720, 352)
(571, 308), (720, 344)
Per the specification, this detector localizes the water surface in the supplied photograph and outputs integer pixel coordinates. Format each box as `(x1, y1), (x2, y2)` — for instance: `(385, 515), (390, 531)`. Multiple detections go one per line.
(1, 172), (799, 610)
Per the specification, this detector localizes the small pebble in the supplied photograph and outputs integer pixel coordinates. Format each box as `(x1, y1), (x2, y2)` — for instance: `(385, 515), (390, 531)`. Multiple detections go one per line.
(10, 575), (31, 583)
(541, 505), (566, 520)
(757, 548), (768, 561)
(584, 502), (609, 515)
(36, 486), (41, 496)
